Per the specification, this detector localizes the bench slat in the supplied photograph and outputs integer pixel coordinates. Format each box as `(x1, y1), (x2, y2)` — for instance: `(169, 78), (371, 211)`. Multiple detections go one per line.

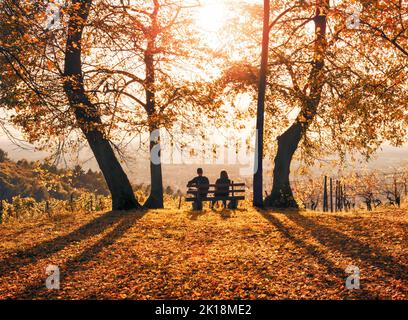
(187, 183), (245, 188)
(187, 189), (245, 195)
(186, 196), (245, 202)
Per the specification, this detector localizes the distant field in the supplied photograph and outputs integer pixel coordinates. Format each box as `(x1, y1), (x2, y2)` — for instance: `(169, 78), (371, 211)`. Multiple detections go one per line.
(0, 206), (406, 299)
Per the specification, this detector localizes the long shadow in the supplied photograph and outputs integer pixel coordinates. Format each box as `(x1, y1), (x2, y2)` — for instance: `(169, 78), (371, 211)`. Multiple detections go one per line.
(259, 210), (345, 283)
(0, 210), (143, 278)
(283, 211), (408, 282)
(331, 215), (408, 238)
(258, 210), (375, 298)
(13, 211), (144, 299)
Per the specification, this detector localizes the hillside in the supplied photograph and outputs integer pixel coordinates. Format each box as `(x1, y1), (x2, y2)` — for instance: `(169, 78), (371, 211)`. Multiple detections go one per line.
(0, 152), (109, 201)
(0, 206), (406, 299)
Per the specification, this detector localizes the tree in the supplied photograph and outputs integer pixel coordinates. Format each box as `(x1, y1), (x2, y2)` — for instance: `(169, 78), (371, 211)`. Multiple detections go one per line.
(222, 0), (407, 208)
(253, 0), (270, 208)
(87, 0), (221, 208)
(0, 0), (141, 210)
(357, 0), (407, 57)
(63, 0), (140, 210)
(264, 0), (329, 207)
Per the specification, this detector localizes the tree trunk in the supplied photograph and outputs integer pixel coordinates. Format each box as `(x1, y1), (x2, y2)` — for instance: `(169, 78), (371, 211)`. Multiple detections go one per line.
(253, 0), (270, 208)
(264, 122), (302, 208)
(143, 25), (164, 209)
(144, 124), (164, 209)
(330, 177), (333, 212)
(323, 176), (328, 212)
(63, 0), (140, 211)
(265, 1), (328, 208)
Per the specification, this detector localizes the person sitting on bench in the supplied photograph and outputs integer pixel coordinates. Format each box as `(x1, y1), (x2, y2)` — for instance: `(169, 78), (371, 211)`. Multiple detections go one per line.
(187, 168), (209, 198)
(211, 170), (231, 209)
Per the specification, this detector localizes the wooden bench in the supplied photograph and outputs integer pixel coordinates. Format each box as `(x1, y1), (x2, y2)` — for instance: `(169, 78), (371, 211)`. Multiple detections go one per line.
(186, 182), (245, 210)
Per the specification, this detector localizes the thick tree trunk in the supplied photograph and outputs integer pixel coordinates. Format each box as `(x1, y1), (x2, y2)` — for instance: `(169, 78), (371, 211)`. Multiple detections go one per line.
(144, 124), (164, 209)
(63, 0), (140, 211)
(264, 122), (302, 208)
(82, 129), (140, 211)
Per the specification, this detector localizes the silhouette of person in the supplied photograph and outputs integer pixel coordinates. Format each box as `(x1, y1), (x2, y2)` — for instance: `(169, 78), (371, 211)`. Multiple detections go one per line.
(187, 168), (209, 198)
(212, 170), (231, 209)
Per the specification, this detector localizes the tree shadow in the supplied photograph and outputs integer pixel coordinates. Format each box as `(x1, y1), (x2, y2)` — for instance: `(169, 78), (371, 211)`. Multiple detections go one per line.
(13, 211), (144, 299)
(4, 222), (49, 238)
(258, 210), (345, 282)
(0, 210), (145, 278)
(257, 209), (375, 298)
(282, 210), (407, 282)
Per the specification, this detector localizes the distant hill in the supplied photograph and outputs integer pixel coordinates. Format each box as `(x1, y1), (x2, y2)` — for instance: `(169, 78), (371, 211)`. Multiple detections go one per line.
(0, 149), (109, 201)
(1, 137), (408, 189)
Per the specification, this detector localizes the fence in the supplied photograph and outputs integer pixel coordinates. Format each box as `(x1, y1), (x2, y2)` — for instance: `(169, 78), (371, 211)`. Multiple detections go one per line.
(293, 171), (408, 212)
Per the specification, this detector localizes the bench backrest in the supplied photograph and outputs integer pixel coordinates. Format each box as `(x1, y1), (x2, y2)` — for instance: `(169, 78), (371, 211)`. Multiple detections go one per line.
(187, 182), (245, 197)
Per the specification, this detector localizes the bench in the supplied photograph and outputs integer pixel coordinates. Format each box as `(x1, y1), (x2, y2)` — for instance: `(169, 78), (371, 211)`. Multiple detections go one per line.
(186, 182), (245, 210)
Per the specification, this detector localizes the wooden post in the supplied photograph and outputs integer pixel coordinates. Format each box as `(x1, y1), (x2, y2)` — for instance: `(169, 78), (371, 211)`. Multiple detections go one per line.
(70, 193), (74, 212)
(330, 178), (333, 212)
(178, 195), (182, 209)
(95, 195), (99, 211)
(335, 181), (338, 211)
(323, 176), (328, 212)
(45, 200), (50, 217)
(0, 199), (3, 224)
(343, 184), (347, 211)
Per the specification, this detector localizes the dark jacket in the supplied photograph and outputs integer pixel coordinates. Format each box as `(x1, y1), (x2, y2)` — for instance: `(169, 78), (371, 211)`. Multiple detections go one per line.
(215, 178), (230, 197)
(187, 176), (210, 197)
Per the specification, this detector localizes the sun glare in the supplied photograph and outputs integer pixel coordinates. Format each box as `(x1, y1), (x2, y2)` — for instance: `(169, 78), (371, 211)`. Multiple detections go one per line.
(196, 3), (226, 32)
(195, 2), (228, 48)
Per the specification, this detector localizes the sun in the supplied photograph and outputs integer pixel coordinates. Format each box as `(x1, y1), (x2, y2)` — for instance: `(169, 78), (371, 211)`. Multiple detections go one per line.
(195, 2), (228, 48)
(196, 3), (227, 32)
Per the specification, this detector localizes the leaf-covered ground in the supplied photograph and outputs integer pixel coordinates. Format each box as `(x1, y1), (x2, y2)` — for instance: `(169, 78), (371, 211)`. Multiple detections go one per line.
(0, 206), (406, 299)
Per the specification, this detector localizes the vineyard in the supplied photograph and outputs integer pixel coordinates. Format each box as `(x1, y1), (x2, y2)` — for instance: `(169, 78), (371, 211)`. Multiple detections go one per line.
(292, 170), (408, 212)
(0, 190), (187, 224)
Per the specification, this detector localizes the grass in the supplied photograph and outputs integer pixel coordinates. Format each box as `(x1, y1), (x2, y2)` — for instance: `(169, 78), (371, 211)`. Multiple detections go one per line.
(0, 204), (406, 299)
